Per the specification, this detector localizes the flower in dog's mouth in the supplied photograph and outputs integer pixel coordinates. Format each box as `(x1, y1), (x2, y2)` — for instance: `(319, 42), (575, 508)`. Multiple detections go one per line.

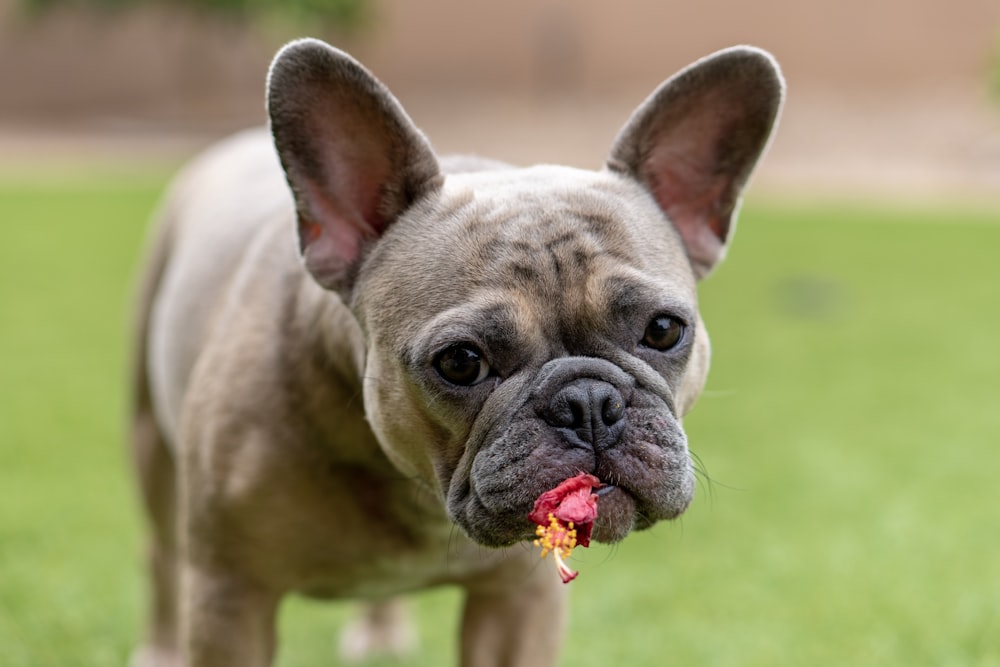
(529, 473), (601, 584)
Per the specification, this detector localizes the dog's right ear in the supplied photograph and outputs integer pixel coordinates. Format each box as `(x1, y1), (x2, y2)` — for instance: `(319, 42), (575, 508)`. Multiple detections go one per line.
(268, 39), (442, 294)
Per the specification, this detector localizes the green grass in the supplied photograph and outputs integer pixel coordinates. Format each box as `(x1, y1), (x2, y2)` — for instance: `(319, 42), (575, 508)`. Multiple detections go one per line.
(1, 176), (998, 666)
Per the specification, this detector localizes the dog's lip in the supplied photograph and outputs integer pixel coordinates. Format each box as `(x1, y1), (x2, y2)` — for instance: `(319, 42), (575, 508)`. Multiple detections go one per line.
(590, 484), (637, 543)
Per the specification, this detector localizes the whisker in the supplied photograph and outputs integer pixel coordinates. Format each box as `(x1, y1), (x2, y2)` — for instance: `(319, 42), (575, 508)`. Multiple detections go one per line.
(689, 449), (717, 505)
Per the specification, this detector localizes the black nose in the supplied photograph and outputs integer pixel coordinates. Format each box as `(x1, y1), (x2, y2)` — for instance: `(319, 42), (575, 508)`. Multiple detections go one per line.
(542, 379), (627, 450)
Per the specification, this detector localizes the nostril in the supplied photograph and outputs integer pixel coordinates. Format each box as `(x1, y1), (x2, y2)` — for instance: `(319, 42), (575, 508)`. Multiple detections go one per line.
(601, 393), (625, 426)
(544, 385), (589, 428)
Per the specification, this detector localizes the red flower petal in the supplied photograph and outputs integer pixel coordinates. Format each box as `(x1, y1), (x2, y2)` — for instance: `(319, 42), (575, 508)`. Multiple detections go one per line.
(573, 519), (594, 549)
(528, 473), (601, 526)
(552, 486), (599, 525)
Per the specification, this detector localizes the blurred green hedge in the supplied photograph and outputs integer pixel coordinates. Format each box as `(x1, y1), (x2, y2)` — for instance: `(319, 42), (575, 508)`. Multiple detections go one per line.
(20, 0), (368, 30)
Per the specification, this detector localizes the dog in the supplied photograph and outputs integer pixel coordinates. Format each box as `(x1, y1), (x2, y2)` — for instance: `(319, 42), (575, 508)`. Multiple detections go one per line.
(128, 38), (783, 667)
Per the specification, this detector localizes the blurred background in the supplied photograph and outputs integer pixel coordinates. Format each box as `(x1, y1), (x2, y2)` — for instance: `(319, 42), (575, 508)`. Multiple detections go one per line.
(2, 1), (999, 666)
(2, 0), (999, 195)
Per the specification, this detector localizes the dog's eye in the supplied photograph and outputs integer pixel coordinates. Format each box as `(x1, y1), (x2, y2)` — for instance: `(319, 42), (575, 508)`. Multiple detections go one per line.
(641, 315), (686, 351)
(433, 344), (491, 386)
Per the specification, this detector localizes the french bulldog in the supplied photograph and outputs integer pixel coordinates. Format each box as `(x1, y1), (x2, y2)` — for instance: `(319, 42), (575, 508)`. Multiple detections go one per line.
(129, 38), (783, 667)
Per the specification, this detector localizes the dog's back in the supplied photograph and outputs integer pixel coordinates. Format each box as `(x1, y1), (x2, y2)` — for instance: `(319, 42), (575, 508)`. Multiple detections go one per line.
(138, 128), (294, 446)
(127, 128), (307, 667)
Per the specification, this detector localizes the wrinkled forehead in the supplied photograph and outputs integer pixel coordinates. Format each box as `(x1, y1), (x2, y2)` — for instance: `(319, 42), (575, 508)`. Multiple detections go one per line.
(441, 165), (696, 295)
(358, 164), (698, 344)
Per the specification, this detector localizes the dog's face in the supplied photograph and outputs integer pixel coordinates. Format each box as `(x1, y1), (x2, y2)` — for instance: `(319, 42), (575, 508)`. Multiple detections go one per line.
(356, 167), (707, 545)
(267, 39), (784, 547)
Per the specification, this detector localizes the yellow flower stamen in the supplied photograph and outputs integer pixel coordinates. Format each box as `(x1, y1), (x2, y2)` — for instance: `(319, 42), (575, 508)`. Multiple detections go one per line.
(532, 513), (581, 582)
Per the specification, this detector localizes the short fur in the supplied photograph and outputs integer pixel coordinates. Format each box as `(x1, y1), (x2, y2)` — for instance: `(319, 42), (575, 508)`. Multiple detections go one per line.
(130, 38), (783, 667)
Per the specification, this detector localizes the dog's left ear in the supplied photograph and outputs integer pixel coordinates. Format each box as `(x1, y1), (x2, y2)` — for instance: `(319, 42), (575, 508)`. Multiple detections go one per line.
(607, 47), (784, 279)
(268, 39), (442, 294)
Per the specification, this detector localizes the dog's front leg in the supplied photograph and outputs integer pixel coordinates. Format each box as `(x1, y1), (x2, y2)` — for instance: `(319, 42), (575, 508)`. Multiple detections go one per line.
(180, 564), (281, 667)
(459, 556), (567, 667)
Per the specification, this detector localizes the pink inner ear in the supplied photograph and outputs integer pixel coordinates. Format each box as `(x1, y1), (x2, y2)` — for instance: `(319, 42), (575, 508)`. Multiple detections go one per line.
(296, 116), (395, 279)
(299, 165), (386, 287)
(644, 148), (732, 277)
(319, 125), (391, 233)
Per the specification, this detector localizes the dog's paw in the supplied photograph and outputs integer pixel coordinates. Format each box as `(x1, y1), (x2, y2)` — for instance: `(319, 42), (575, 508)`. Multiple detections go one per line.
(338, 598), (417, 663)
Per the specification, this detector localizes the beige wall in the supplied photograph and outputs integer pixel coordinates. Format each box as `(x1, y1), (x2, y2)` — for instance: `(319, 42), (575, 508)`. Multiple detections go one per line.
(1, 0), (998, 123)
(359, 0), (1000, 95)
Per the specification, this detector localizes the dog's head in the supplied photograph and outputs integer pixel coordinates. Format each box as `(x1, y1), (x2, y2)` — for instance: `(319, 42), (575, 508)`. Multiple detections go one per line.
(267, 39), (783, 546)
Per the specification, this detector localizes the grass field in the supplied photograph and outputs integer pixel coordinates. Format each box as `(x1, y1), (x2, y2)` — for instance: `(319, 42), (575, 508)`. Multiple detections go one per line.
(1, 174), (998, 666)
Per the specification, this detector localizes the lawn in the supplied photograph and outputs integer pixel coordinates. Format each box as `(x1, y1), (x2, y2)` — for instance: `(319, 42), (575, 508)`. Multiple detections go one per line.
(1, 173), (998, 666)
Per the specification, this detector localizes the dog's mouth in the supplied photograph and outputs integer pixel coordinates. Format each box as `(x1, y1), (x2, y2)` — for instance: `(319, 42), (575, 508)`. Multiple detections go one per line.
(518, 481), (659, 545)
(448, 362), (695, 548)
(451, 453), (692, 548)
(450, 416), (695, 547)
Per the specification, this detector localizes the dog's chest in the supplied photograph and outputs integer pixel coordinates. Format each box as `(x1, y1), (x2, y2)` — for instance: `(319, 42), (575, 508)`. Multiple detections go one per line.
(231, 449), (507, 598)
(295, 537), (495, 600)
(289, 481), (505, 598)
